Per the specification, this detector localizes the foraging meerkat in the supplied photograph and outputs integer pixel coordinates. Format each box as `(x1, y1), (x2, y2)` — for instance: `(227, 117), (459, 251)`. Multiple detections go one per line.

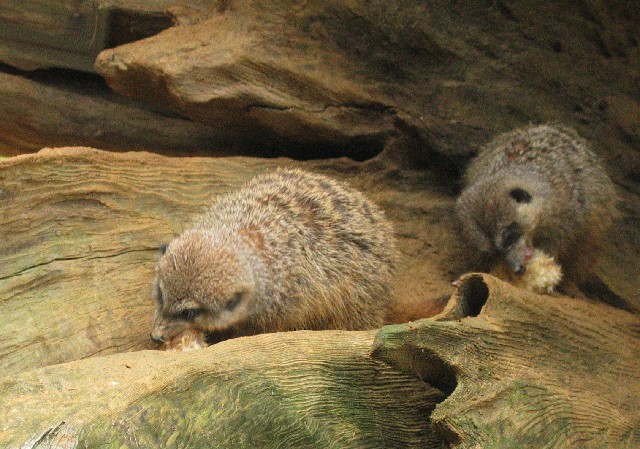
(151, 168), (397, 348)
(456, 124), (618, 287)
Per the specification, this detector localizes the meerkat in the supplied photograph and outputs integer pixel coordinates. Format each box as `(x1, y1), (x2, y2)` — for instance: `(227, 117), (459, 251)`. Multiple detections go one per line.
(151, 168), (397, 349)
(456, 124), (618, 289)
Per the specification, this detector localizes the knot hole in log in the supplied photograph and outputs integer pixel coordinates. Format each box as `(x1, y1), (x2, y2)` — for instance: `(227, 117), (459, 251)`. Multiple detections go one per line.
(453, 274), (490, 318)
(412, 275), (489, 395)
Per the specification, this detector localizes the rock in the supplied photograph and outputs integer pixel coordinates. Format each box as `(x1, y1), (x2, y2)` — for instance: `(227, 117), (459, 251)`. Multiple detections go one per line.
(0, 330), (447, 448)
(0, 70), (258, 157)
(94, 0), (640, 182)
(373, 273), (640, 448)
(0, 0), (205, 72)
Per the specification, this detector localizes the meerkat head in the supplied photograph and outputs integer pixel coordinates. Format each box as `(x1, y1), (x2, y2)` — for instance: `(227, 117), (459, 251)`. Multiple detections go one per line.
(457, 176), (545, 274)
(150, 230), (255, 344)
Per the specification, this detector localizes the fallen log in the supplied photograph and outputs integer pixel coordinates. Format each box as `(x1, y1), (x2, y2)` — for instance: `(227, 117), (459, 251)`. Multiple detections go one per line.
(0, 147), (463, 376)
(0, 147), (637, 447)
(373, 273), (640, 448)
(0, 330), (447, 448)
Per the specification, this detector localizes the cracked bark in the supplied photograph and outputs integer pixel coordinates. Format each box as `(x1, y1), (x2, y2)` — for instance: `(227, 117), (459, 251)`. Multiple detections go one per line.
(0, 248), (157, 282)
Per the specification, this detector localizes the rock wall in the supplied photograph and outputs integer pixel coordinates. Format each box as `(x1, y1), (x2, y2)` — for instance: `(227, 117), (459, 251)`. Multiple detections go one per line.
(93, 0), (640, 179)
(1, 0), (638, 181)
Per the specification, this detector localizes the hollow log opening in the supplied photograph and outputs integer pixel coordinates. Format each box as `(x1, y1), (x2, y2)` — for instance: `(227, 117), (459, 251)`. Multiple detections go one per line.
(455, 275), (490, 318)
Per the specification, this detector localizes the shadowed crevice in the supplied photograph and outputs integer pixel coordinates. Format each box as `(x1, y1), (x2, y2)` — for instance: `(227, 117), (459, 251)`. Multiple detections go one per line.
(457, 275), (490, 317)
(413, 349), (458, 396)
(579, 278), (637, 313)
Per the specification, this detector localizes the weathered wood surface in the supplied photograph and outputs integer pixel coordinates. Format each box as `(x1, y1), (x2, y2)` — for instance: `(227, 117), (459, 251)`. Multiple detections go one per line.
(2, 0), (639, 177)
(94, 0), (640, 177)
(0, 147), (467, 376)
(0, 0), (205, 72)
(0, 0), (108, 72)
(0, 147), (638, 447)
(373, 273), (640, 448)
(0, 148), (278, 375)
(0, 1), (638, 446)
(0, 70), (248, 157)
(0, 330), (447, 448)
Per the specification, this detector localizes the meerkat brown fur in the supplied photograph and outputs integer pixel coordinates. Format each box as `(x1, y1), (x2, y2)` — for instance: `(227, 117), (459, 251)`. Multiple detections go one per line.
(456, 124), (618, 283)
(152, 168), (397, 347)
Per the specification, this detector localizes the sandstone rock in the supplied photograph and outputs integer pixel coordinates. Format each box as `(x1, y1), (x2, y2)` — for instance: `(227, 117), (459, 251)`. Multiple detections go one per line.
(94, 0), (640, 183)
(373, 273), (640, 448)
(0, 70), (255, 157)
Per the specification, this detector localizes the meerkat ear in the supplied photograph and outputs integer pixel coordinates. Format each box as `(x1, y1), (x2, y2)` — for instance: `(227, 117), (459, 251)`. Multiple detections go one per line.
(509, 188), (532, 204)
(159, 243), (168, 255)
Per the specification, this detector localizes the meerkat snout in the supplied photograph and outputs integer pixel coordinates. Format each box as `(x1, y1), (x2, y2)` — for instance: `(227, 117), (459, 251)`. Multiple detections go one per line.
(497, 221), (534, 275)
(457, 179), (539, 275)
(150, 332), (164, 344)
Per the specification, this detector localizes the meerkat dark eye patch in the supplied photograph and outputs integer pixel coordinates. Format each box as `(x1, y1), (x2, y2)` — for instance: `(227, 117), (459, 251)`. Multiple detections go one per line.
(500, 223), (522, 250)
(509, 188), (532, 203)
(173, 308), (204, 321)
(225, 292), (244, 312)
(159, 243), (168, 255)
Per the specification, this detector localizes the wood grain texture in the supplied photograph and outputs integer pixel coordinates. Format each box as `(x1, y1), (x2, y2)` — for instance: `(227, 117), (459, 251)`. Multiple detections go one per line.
(0, 148), (283, 375)
(0, 71), (251, 157)
(0, 147), (466, 377)
(0, 0), (107, 72)
(0, 147), (637, 447)
(373, 273), (640, 448)
(0, 0), (205, 72)
(0, 330), (446, 448)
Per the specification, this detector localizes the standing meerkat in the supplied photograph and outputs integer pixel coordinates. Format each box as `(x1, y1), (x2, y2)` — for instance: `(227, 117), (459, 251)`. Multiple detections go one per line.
(456, 124), (618, 288)
(151, 168), (397, 349)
